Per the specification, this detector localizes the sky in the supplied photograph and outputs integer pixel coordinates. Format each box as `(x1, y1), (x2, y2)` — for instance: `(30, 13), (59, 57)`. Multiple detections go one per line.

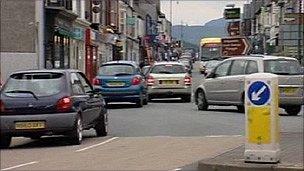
(160, 0), (249, 26)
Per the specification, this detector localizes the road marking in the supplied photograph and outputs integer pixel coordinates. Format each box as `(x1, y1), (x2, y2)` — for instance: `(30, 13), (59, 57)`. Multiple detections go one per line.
(1, 161), (38, 171)
(205, 135), (242, 138)
(76, 137), (118, 152)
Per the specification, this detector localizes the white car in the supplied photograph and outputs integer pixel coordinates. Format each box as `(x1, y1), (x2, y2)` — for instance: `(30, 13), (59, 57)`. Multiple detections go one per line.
(147, 62), (192, 102)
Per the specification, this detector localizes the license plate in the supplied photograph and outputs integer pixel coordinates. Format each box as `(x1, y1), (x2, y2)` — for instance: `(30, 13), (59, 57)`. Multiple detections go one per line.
(161, 80), (178, 84)
(107, 82), (125, 87)
(280, 87), (298, 95)
(15, 121), (45, 130)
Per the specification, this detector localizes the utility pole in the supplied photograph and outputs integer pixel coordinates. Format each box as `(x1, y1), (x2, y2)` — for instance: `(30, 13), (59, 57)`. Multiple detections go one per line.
(35, 0), (45, 69)
(170, 0), (172, 23)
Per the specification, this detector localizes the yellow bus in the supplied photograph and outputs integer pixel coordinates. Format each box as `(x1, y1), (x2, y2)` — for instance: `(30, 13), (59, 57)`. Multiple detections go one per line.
(200, 38), (222, 61)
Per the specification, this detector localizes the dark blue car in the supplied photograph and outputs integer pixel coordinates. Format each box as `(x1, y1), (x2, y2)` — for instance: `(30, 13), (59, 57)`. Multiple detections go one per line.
(0, 70), (108, 148)
(93, 61), (148, 107)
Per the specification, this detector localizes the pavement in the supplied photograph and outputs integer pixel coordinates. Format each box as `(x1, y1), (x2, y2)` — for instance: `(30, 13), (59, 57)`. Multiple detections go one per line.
(197, 132), (303, 171)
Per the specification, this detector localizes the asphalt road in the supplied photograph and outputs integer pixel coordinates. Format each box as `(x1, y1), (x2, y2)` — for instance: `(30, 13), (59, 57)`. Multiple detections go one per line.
(1, 62), (303, 170)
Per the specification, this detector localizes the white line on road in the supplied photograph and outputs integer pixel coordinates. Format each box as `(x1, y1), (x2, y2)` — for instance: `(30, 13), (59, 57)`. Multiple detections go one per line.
(1, 161), (39, 171)
(205, 135), (242, 138)
(75, 137), (118, 152)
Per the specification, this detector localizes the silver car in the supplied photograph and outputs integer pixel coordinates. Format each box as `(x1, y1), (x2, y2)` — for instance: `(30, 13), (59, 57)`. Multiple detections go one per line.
(194, 56), (304, 115)
(147, 62), (192, 102)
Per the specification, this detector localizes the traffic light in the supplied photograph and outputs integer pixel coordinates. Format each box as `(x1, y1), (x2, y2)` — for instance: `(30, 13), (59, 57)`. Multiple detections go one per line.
(92, 0), (101, 24)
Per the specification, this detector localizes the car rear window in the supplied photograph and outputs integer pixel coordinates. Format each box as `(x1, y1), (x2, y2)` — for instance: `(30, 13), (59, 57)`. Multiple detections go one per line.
(150, 64), (186, 74)
(3, 72), (64, 97)
(264, 59), (302, 75)
(98, 64), (135, 76)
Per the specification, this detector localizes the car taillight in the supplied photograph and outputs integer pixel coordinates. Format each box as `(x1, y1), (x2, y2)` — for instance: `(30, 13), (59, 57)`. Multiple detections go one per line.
(184, 76), (192, 86)
(147, 75), (155, 86)
(132, 76), (142, 85)
(0, 100), (5, 113)
(56, 97), (72, 112)
(93, 78), (101, 85)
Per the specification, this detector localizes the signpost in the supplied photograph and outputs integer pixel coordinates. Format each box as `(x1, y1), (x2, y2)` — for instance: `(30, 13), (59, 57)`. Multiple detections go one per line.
(244, 73), (280, 163)
(221, 37), (251, 56)
(227, 21), (240, 36)
(224, 8), (241, 19)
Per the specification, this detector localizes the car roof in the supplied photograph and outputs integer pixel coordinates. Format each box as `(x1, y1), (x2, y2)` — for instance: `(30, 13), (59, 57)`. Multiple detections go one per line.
(10, 69), (81, 75)
(225, 55), (298, 61)
(154, 61), (184, 66)
(102, 60), (138, 66)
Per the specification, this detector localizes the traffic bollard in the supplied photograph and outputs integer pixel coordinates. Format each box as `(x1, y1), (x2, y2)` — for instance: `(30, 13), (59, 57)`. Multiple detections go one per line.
(244, 73), (280, 163)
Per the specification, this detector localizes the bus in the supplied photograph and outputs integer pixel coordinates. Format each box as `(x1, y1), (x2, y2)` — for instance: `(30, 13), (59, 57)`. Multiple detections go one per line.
(200, 38), (222, 61)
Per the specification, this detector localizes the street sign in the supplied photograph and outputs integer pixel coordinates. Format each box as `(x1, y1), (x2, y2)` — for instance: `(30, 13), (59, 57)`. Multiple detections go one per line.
(227, 21), (240, 36)
(221, 37), (251, 56)
(224, 8), (240, 19)
(247, 81), (270, 106)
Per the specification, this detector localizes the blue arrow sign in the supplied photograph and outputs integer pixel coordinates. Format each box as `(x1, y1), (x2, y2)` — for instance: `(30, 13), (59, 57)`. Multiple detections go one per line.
(248, 81), (270, 106)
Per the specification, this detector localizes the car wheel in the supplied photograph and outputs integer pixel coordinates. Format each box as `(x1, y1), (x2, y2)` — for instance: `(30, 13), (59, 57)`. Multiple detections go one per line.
(197, 90), (208, 111)
(285, 106), (301, 116)
(95, 114), (108, 137)
(0, 135), (12, 149)
(237, 105), (245, 113)
(143, 93), (148, 105)
(182, 95), (191, 102)
(136, 94), (144, 108)
(69, 115), (83, 145)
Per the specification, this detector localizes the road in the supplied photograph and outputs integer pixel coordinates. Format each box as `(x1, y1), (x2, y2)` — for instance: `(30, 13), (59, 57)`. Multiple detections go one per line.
(1, 63), (303, 170)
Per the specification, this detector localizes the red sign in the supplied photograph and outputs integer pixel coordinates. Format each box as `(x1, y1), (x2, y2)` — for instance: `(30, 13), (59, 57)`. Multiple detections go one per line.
(222, 37), (251, 56)
(227, 21), (240, 36)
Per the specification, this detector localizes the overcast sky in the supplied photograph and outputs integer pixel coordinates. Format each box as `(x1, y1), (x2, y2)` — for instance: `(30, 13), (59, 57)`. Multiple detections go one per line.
(160, 0), (249, 26)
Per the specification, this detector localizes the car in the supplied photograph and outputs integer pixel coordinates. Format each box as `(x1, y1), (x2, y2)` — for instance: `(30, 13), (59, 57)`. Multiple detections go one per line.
(179, 56), (193, 69)
(142, 65), (151, 76)
(93, 61), (148, 107)
(199, 60), (222, 75)
(147, 62), (192, 102)
(194, 55), (304, 115)
(0, 70), (108, 148)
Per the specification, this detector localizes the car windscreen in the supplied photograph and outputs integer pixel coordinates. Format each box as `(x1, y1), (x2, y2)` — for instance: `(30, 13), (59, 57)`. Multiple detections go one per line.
(264, 59), (302, 75)
(98, 64), (135, 76)
(3, 72), (64, 97)
(150, 64), (186, 74)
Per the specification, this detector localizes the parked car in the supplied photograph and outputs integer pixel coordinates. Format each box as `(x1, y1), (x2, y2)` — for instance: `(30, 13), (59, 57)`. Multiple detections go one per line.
(93, 61), (148, 107)
(0, 70), (108, 148)
(194, 56), (304, 115)
(199, 60), (222, 75)
(147, 62), (192, 102)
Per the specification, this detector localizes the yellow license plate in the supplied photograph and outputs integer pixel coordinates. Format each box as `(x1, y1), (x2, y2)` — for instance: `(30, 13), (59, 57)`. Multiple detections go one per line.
(280, 87), (297, 94)
(107, 82), (125, 87)
(15, 121), (45, 130)
(161, 80), (177, 84)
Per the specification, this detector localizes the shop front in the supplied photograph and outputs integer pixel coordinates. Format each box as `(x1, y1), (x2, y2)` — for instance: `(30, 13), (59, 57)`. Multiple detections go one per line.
(45, 7), (77, 69)
(85, 29), (101, 83)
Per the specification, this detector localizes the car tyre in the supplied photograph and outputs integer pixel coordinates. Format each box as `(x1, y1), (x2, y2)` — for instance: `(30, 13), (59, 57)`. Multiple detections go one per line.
(95, 114), (108, 137)
(136, 94), (144, 108)
(182, 95), (191, 103)
(143, 93), (148, 105)
(0, 135), (11, 149)
(197, 90), (208, 111)
(285, 106), (301, 116)
(69, 115), (83, 145)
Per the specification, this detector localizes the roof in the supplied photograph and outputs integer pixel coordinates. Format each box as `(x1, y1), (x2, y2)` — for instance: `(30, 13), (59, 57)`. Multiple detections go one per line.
(154, 61), (184, 66)
(225, 55), (298, 61)
(102, 60), (138, 66)
(200, 38), (221, 46)
(10, 69), (81, 75)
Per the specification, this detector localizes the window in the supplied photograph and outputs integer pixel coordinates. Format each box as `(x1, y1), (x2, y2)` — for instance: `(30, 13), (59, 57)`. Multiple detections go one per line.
(77, 73), (92, 93)
(71, 73), (84, 95)
(150, 64), (186, 74)
(246, 61), (258, 74)
(230, 60), (246, 75)
(264, 59), (302, 75)
(214, 61), (231, 77)
(98, 64), (135, 76)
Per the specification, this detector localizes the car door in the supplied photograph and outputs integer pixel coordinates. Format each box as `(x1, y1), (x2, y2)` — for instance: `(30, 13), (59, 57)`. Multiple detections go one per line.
(225, 59), (247, 103)
(77, 72), (102, 125)
(204, 60), (232, 103)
